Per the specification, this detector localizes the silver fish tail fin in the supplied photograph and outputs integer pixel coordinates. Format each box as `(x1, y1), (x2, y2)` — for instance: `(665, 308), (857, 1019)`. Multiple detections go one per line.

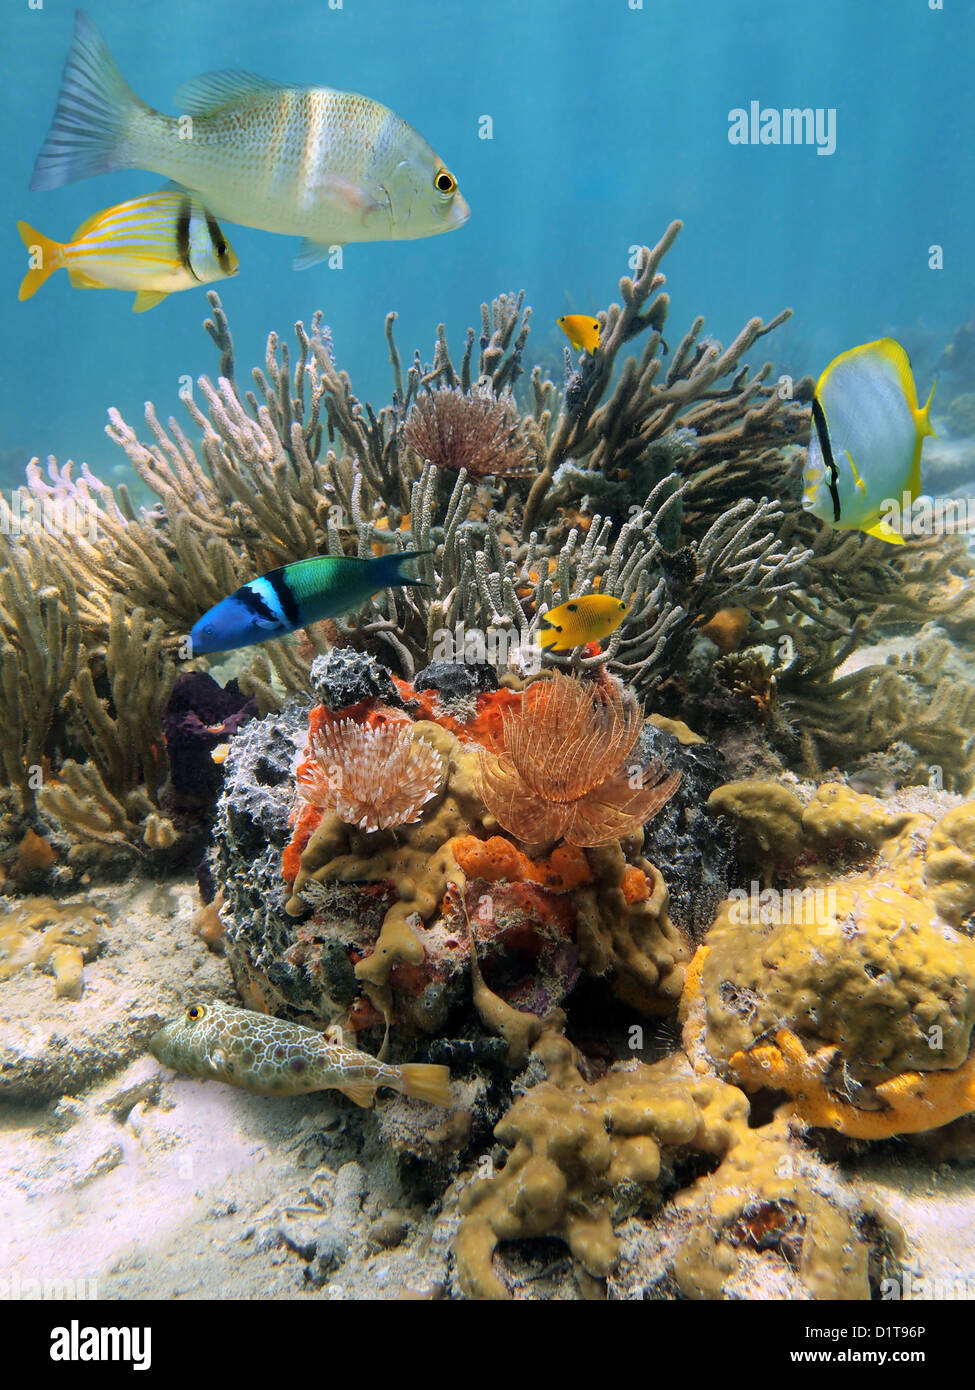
(375, 548), (434, 589)
(30, 10), (150, 191)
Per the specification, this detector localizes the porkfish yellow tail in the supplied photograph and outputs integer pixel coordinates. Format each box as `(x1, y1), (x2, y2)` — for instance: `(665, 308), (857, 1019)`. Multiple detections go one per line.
(397, 1063), (452, 1107)
(16, 221), (63, 300)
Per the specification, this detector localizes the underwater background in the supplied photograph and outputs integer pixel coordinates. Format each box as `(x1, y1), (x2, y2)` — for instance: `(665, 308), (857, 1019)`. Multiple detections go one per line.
(5, 0), (975, 1314)
(2, 0), (972, 484)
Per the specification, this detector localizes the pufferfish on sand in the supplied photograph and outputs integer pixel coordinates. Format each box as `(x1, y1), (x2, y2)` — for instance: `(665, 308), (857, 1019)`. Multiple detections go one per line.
(17, 190), (238, 311)
(149, 999), (452, 1108)
(538, 593), (629, 651)
(30, 10), (469, 269)
(802, 338), (936, 545)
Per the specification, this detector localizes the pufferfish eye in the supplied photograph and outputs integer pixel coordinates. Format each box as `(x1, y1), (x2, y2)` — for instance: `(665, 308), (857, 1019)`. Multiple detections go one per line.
(434, 168), (457, 195)
(186, 1004), (205, 1021)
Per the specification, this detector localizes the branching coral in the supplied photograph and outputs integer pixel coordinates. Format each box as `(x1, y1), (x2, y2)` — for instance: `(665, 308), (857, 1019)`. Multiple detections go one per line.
(14, 222), (811, 706)
(0, 530), (81, 817)
(475, 670), (680, 846)
(298, 717), (444, 832)
(7, 215), (972, 857)
(520, 220), (802, 535)
(770, 630), (975, 787)
(35, 596), (178, 856)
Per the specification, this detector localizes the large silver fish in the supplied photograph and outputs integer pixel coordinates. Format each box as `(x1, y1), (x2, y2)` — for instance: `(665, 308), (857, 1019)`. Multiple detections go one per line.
(31, 11), (469, 269)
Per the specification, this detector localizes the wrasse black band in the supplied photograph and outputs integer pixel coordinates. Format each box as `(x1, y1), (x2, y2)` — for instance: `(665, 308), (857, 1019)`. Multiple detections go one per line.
(266, 568), (301, 626)
(812, 395), (841, 523)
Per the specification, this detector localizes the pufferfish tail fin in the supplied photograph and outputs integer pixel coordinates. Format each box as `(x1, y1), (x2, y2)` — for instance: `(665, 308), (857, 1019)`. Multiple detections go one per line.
(16, 221), (63, 300)
(397, 1063), (451, 1107)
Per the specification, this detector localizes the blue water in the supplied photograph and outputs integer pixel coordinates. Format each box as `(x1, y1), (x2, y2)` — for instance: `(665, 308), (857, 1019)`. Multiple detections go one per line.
(1, 0), (971, 484)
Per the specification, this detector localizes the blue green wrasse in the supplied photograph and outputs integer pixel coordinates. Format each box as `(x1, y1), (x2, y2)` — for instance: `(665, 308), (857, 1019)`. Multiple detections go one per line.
(189, 550), (430, 655)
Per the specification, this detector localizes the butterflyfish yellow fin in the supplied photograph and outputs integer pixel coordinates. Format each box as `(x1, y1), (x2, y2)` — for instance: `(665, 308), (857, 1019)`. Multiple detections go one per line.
(864, 518), (906, 545)
(132, 289), (169, 313)
(917, 381), (937, 438)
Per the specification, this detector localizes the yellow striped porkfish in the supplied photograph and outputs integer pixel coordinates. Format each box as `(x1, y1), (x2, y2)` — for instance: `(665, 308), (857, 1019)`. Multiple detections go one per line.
(30, 11), (469, 269)
(17, 190), (238, 312)
(802, 338), (936, 545)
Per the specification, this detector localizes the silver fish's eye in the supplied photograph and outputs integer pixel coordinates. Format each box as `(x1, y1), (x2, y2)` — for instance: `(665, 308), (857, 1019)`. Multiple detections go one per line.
(434, 167), (457, 195)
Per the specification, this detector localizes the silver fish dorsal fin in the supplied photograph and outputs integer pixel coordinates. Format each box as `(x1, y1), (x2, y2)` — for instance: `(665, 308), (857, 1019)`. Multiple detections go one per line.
(173, 71), (282, 116)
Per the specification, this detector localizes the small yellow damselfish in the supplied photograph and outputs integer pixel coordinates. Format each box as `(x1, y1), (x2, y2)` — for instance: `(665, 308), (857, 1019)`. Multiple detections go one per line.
(538, 593), (629, 651)
(802, 338), (936, 545)
(17, 190), (238, 311)
(558, 314), (601, 354)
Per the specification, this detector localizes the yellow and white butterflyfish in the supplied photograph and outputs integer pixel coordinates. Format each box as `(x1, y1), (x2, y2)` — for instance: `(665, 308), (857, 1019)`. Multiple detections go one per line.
(17, 190), (239, 312)
(801, 338), (936, 545)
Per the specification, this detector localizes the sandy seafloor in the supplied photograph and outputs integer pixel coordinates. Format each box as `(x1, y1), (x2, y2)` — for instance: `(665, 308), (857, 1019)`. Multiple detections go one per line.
(2, 874), (975, 1302)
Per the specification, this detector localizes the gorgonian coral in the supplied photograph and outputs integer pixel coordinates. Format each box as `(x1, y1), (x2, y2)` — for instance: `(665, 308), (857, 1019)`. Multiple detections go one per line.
(297, 718), (443, 832)
(475, 670), (680, 846)
(403, 384), (531, 478)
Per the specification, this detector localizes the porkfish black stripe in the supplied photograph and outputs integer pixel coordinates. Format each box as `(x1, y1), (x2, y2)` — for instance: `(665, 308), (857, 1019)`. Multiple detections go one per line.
(175, 197), (201, 281)
(811, 394), (841, 524)
(265, 568), (302, 627)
